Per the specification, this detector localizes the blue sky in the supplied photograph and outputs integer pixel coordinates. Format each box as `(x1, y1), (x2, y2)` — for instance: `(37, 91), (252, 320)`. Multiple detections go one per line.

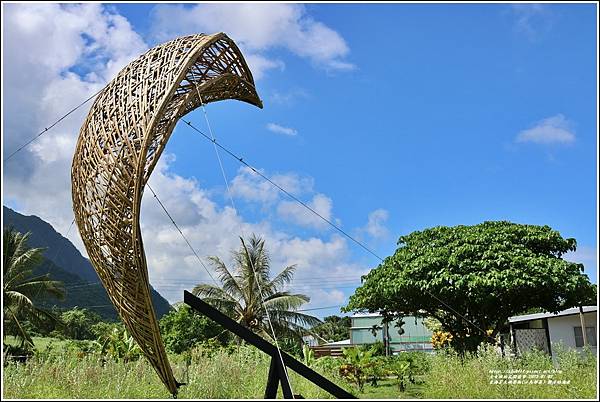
(3, 3), (597, 313)
(119, 3), (598, 279)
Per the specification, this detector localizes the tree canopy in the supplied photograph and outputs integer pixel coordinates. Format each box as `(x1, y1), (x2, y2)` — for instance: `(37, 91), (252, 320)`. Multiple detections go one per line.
(159, 303), (226, 354)
(311, 315), (351, 343)
(3, 227), (65, 348)
(344, 221), (596, 352)
(59, 307), (103, 340)
(192, 234), (321, 343)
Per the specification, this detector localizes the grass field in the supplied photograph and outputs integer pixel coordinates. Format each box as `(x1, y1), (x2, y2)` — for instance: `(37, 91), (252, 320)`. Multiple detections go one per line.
(4, 336), (70, 352)
(2, 341), (597, 399)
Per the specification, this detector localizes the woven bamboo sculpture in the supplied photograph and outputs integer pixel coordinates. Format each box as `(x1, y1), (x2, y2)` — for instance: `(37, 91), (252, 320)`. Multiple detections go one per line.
(71, 33), (262, 395)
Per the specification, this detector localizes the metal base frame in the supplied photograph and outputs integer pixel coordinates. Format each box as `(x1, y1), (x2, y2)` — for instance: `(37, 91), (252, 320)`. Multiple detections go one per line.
(183, 290), (355, 399)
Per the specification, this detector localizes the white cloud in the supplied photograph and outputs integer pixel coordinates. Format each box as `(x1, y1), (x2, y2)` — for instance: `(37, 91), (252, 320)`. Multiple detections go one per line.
(3, 3), (147, 252)
(243, 53), (285, 80)
(510, 4), (552, 41)
(229, 166), (313, 204)
(277, 193), (334, 230)
(2, 4), (370, 311)
(362, 209), (390, 240)
(149, 3), (354, 79)
(266, 122), (298, 136)
(230, 166), (342, 231)
(138, 157), (368, 304)
(268, 88), (310, 106)
(515, 114), (575, 145)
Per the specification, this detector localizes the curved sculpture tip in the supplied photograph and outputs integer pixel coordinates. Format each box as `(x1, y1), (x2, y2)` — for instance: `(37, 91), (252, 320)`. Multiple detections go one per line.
(71, 32), (264, 395)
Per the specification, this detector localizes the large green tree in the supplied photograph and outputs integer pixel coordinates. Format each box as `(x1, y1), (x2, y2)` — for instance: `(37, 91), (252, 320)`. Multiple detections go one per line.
(59, 307), (103, 340)
(159, 303), (226, 354)
(344, 221), (596, 353)
(311, 315), (351, 343)
(192, 234), (321, 343)
(3, 227), (65, 348)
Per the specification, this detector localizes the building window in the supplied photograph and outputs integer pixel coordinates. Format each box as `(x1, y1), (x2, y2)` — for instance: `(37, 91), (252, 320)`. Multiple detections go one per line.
(574, 327), (597, 347)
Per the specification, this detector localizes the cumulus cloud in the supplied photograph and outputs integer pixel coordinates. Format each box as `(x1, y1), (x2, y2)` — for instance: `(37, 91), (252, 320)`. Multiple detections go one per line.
(277, 194), (334, 230)
(229, 166), (340, 230)
(3, 3), (147, 249)
(140, 157), (367, 304)
(2, 4), (369, 310)
(266, 122), (298, 136)
(229, 166), (314, 204)
(268, 88), (310, 106)
(515, 114), (576, 145)
(149, 3), (354, 79)
(361, 209), (390, 240)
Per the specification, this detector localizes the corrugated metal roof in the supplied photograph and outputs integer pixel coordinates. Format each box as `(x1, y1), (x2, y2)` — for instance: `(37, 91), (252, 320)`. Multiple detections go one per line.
(508, 306), (597, 323)
(351, 312), (382, 318)
(325, 339), (351, 345)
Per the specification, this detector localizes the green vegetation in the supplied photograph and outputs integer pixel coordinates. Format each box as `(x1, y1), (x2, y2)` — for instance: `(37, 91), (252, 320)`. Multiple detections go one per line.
(3, 341), (595, 399)
(192, 234), (321, 343)
(345, 221), (596, 352)
(3, 225), (596, 399)
(3, 227), (65, 349)
(3, 206), (172, 320)
(159, 303), (227, 354)
(422, 345), (597, 399)
(339, 346), (374, 392)
(2, 343), (351, 399)
(312, 315), (351, 343)
(58, 307), (103, 340)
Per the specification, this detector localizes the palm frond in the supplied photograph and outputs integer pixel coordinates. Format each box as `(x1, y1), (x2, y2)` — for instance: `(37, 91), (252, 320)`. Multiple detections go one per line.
(14, 277), (65, 301)
(4, 306), (34, 348)
(207, 256), (244, 300)
(3, 290), (35, 311)
(263, 292), (310, 311)
(190, 234), (320, 344)
(198, 297), (239, 316)
(267, 265), (297, 293)
(268, 310), (323, 328)
(192, 283), (237, 302)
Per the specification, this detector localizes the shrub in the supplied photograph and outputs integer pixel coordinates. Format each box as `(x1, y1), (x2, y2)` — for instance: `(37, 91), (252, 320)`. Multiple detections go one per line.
(60, 308), (103, 340)
(159, 304), (226, 354)
(339, 347), (373, 392)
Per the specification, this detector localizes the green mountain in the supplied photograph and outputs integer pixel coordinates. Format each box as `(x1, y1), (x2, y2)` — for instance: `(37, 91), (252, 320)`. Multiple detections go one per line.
(3, 206), (172, 320)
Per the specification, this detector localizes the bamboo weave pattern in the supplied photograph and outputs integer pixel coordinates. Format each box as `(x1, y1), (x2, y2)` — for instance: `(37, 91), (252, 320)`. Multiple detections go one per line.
(71, 33), (262, 394)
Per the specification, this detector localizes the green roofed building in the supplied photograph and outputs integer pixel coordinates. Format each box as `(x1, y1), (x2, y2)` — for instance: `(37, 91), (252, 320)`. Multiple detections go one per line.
(350, 312), (434, 354)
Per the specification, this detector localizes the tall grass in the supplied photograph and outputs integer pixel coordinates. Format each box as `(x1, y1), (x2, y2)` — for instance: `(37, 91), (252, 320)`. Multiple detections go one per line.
(2, 344), (352, 399)
(3, 341), (596, 399)
(422, 344), (597, 399)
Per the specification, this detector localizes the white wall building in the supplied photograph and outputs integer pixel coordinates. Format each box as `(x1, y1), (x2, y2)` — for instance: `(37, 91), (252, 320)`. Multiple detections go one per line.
(508, 306), (597, 360)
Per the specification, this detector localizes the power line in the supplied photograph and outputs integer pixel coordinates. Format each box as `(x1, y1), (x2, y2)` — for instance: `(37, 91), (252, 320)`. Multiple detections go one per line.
(182, 119), (384, 263)
(4, 88), (103, 162)
(4, 85), (499, 346)
(146, 183), (218, 287)
(182, 118), (499, 345)
(297, 305), (343, 312)
(195, 90), (294, 397)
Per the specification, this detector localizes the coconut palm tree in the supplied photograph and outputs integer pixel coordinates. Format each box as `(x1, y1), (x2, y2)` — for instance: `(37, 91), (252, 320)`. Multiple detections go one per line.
(3, 227), (65, 348)
(192, 234), (321, 342)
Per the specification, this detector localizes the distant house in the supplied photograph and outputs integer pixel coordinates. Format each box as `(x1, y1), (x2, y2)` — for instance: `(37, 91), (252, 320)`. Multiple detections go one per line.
(508, 306), (597, 359)
(350, 312), (433, 354)
(310, 339), (350, 358)
(302, 335), (319, 347)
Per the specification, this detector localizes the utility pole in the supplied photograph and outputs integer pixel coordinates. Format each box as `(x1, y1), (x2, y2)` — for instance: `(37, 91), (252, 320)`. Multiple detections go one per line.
(382, 322), (390, 357)
(579, 305), (588, 347)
